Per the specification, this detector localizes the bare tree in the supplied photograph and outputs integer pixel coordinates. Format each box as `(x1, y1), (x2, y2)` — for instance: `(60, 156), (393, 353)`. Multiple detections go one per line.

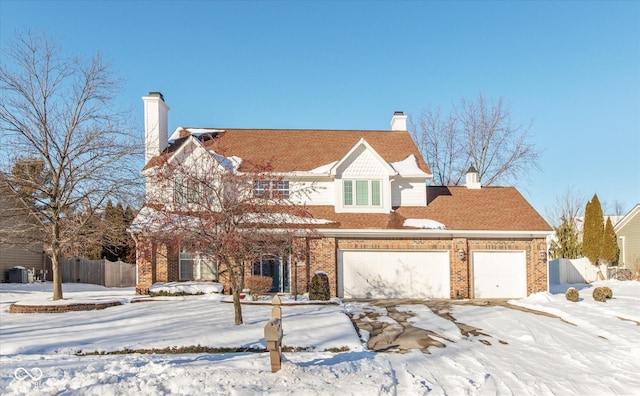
(545, 186), (586, 228)
(0, 31), (140, 300)
(409, 107), (463, 185)
(410, 93), (541, 187)
(601, 200), (628, 217)
(134, 138), (315, 325)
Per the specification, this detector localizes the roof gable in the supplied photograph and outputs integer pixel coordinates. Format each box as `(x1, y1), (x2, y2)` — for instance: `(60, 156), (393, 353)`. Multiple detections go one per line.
(330, 138), (396, 177)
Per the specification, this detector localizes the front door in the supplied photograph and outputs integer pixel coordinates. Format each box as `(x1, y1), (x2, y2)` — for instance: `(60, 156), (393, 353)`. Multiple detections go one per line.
(254, 255), (290, 293)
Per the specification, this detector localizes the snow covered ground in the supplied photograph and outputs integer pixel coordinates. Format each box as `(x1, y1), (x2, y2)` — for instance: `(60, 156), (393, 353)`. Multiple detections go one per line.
(1, 280), (639, 395)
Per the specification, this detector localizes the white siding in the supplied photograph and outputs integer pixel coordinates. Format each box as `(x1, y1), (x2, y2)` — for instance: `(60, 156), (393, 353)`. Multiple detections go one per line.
(289, 179), (334, 206)
(334, 146), (392, 213)
(391, 178), (427, 207)
(337, 145), (390, 177)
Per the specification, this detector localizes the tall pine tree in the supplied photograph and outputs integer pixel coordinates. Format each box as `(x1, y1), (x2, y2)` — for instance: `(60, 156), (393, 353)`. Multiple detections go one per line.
(550, 216), (582, 259)
(601, 217), (619, 265)
(582, 194), (604, 265)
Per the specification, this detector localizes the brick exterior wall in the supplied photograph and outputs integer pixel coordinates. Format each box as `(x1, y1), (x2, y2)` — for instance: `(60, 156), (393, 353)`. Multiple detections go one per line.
(308, 237), (337, 296)
(136, 235), (548, 298)
(135, 236), (155, 295)
(156, 243), (168, 282)
(467, 238), (548, 296)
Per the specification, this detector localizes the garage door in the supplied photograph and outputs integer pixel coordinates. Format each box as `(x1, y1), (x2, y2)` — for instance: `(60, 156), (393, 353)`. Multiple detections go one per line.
(472, 251), (527, 298)
(338, 250), (450, 299)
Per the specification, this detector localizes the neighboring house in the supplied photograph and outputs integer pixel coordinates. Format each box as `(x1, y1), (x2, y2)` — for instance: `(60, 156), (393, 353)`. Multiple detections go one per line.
(0, 178), (46, 282)
(614, 204), (640, 274)
(131, 92), (552, 299)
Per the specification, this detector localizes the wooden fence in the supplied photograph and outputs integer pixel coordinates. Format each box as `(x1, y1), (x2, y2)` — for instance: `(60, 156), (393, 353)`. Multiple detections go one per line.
(46, 257), (136, 287)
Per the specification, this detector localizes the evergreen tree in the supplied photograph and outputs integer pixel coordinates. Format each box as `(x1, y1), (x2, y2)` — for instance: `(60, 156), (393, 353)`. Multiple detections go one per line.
(10, 157), (50, 207)
(123, 206), (137, 262)
(550, 216), (582, 259)
(102, 200), (123, 261)
(601, 217), (619, 265)
(582, 194), (604, 265)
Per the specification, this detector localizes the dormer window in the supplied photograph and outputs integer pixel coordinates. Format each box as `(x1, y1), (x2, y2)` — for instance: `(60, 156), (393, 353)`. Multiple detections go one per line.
(343, 179), (381, 207)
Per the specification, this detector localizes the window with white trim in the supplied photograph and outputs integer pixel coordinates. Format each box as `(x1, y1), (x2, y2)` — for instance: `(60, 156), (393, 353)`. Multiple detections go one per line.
(343, 179), (381, 207)
(253, 180), (290, 199)
(174, 178), (203, 204)
(179, 251), (194, 280)
(179, 250), (218, 280)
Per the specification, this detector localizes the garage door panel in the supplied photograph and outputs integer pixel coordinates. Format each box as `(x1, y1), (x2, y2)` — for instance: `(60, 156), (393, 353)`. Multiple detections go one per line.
(339, 250), (450, 299)
(473, 251), (527, 298)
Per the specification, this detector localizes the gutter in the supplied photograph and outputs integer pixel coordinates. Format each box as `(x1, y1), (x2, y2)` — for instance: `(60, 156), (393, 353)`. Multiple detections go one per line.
(316, 228), (553, 239)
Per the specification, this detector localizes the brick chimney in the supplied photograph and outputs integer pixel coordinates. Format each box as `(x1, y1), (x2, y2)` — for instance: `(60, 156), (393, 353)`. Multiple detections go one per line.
(142, 92), (169, 164)
(390, 111), (407, 131)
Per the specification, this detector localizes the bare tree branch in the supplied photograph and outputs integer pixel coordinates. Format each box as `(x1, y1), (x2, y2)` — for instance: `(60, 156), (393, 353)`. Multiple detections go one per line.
(410, 93), (541, 187)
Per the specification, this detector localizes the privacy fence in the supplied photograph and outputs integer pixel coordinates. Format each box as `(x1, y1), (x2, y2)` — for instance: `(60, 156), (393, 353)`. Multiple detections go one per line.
(46, 257), (136, 287)
(548, 257), (607, 284)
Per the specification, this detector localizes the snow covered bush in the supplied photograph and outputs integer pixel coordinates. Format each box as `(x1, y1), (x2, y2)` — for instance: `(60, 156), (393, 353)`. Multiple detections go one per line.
(565, 287), (580, 302)
(245, 276), (273, 301)
(309, 271), (330, 301)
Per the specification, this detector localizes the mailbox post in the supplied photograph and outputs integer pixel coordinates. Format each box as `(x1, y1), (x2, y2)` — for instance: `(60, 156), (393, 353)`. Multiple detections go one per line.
(264, 295), (283, 372)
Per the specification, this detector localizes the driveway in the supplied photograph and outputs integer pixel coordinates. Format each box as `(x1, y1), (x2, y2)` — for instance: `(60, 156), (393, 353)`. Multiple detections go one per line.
(345, 299), (561, 353)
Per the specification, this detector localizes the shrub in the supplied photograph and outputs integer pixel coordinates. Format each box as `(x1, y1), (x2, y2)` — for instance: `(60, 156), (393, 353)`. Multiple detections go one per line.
(245, 276), (273, 301)
(592, 287), (608, 302)
(309, 272), (330, 301)
(565, 288), (580, 302)
(602, 286), (613, 299)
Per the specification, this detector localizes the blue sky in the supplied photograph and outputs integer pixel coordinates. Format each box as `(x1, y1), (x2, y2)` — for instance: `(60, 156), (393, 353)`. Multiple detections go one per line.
(1, 1), (638, 220)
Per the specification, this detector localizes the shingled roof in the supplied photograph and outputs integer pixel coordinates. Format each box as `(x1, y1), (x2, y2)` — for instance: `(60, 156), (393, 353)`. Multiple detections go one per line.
(145, 128), (431, 174)
(305, 186), (551, 232)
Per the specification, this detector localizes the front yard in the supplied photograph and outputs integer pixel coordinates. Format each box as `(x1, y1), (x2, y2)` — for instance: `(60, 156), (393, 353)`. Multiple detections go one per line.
(1, 280), (638, 395)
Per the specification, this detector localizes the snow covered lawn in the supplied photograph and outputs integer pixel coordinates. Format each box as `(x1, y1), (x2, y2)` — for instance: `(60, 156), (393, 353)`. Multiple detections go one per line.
(1, 280), (639, 395)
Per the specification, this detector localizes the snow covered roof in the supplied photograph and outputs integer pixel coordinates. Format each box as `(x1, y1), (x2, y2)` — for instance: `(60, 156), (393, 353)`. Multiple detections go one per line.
(129, 206), (335, 235)
(390, 154), (429, 177)
(403, 219), (447, 229)
(168, 127), (224, 142)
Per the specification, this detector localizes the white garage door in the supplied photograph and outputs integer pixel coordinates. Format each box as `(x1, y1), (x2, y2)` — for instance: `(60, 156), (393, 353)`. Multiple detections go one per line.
(338, 250), (450, 299)
(473, 251), (527, 298)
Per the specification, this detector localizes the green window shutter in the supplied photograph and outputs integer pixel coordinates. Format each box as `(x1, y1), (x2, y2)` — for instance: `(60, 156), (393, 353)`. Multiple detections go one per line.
(356, 180), (368, 205)
(371, 180), (381, 206)
(344, 180), (353, 205)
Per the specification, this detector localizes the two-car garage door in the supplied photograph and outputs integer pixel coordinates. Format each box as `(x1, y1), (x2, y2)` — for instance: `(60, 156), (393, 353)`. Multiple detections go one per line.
(338, 250), (450, 299)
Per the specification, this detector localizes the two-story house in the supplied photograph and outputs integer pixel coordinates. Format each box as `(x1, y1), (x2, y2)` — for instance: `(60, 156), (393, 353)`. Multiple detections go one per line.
(131, 92), (552, 299)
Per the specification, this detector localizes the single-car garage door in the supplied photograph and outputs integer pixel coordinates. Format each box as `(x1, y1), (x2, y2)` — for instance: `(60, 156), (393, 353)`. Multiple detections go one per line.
(472, 251), (527, 298)
(338, 250), (450, 299)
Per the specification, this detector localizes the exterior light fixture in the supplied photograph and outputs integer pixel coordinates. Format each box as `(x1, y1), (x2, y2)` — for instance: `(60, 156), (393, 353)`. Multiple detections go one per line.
(457, 249), (466, 261)
(539, 251), (547, 260)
